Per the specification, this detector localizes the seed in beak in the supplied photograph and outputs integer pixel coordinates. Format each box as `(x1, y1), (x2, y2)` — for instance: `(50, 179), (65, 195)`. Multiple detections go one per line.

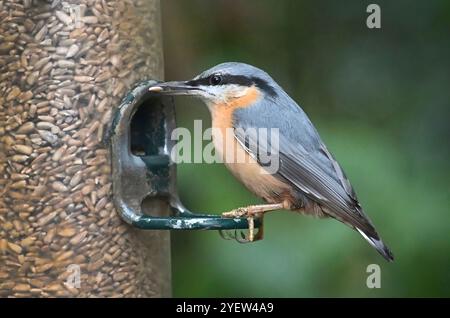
(148, 86), (163, 92)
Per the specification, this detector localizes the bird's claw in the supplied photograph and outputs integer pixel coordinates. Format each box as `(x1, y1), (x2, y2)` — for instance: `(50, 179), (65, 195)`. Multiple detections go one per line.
(236, 229), (251, 243)
(221, 208), (263, 243)
(219, 229), (235, 240)
(218, 229), (251, 242)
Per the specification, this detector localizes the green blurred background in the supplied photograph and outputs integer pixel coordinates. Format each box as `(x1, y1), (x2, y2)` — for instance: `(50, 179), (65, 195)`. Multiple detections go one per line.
(160, 0), (450, 297)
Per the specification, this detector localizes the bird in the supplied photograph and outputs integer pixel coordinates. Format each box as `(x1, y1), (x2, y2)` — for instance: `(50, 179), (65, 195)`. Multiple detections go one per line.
(149, 62), (394, 261)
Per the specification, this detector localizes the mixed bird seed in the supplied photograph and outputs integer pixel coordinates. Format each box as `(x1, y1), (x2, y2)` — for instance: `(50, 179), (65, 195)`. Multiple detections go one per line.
(0, 0), (170, 297)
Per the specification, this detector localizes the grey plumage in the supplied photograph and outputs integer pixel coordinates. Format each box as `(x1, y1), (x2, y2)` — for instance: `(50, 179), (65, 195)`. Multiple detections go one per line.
(228, 63), (394, 261)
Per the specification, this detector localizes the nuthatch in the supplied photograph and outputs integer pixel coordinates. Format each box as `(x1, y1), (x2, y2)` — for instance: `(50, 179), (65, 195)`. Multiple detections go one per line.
(149, 62), (394, 261)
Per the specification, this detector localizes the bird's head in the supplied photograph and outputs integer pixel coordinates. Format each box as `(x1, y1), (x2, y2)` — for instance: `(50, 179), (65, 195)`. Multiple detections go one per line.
(149, 62), (279, 110)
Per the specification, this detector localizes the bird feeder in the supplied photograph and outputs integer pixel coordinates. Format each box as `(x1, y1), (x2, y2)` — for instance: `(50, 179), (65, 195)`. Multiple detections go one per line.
(0, 0), (170, 297)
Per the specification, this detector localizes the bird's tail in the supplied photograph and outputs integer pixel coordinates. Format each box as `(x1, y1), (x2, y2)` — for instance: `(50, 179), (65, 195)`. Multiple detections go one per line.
(356, 228), (394, 262)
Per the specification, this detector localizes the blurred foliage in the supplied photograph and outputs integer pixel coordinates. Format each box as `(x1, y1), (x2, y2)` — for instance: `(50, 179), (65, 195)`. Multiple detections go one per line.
(160, 0), (450, 297)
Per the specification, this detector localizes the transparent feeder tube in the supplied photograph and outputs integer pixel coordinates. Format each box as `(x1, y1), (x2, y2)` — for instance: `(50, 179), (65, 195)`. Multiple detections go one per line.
(0, 0), (170, 297)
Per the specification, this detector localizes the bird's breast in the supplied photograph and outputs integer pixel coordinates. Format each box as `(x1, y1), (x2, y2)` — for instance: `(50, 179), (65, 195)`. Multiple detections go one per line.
(209, 91), (292, 203)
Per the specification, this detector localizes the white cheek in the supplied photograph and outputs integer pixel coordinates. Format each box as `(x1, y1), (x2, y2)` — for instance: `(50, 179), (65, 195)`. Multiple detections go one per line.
(198, 86), (229, 104)
(226, 84), (248, 98)
(197, 85), (249, 107)
(210, 86), (227, 99)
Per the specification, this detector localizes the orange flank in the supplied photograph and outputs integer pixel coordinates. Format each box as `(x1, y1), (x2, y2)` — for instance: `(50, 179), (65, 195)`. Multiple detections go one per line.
(209, 86), (293, 203)
(210, 85), (261, 139)
(222, 85), (262, 110)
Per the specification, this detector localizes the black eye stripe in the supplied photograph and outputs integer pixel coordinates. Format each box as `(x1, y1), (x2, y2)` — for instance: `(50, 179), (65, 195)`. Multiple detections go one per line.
(251, 77), (277, 97)
(222, 75), (253, 86)
(186, 75), (277, 97)
(186, 77), (211, 86)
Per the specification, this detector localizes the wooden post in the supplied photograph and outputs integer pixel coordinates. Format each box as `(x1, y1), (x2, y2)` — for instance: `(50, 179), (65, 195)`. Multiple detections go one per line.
(0, 0), (170, 297)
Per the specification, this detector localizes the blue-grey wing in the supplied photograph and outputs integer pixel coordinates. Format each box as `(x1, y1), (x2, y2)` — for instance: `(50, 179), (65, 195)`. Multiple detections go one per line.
(232, 94), (378, 237)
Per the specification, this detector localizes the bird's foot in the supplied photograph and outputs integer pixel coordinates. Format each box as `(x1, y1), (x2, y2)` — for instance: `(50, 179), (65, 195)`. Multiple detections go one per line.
(220, 203), (282, 243)
(218, 217), (262, 243)
(222, 203), (283, 218)
(221, 205), (266, 243)
(221, 206), (253, 218)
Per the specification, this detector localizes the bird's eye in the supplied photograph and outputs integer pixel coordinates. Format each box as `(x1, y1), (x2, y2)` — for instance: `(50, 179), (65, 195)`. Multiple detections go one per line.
(209, 74), (222, 86)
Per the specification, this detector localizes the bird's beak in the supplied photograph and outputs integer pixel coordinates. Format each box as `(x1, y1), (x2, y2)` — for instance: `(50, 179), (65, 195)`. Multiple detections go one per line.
(148, 81), (202, 96)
